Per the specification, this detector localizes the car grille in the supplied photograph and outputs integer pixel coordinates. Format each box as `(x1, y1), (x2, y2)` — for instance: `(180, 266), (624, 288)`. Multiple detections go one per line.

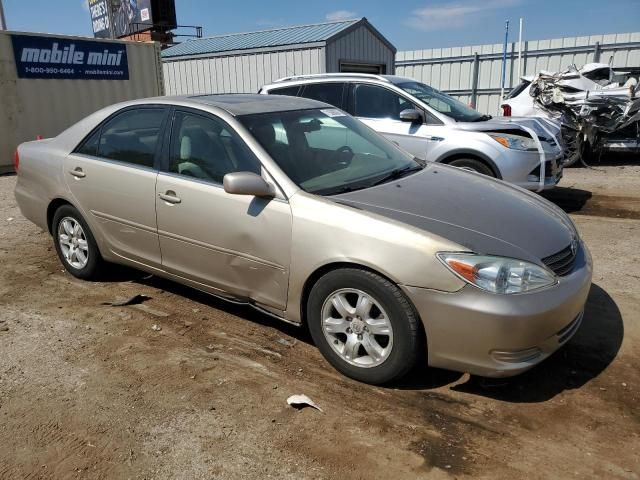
(542, 244), (577, 276)
(529, 160), (557, 179)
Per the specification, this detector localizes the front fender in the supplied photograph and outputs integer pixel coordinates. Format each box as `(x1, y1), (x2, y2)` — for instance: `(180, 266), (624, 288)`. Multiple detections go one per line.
(284, 192), (466, 323)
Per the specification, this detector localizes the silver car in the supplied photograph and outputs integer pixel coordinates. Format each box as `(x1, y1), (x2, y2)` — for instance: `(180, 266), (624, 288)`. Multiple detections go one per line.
(14, 94), (592, 385)
(260, 73), (564, 191)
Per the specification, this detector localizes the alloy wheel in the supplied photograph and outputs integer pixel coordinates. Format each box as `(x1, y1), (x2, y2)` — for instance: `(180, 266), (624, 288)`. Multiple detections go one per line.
(57, 217), (89, 269)
(321, 288), (393, 368)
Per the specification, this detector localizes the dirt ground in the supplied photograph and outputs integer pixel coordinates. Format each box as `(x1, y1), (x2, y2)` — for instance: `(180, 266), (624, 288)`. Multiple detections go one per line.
(1, 159), (639, 479)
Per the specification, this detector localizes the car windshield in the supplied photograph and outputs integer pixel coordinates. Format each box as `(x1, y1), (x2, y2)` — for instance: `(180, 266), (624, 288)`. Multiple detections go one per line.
(396, 81), (486, 122)
(239, 108), (422, 195)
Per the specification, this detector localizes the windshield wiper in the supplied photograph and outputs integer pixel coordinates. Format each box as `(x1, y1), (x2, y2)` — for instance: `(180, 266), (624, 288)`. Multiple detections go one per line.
(472, 114), (493, 122)
(320, 184), (369, 196)
(370, 164), (424, 187)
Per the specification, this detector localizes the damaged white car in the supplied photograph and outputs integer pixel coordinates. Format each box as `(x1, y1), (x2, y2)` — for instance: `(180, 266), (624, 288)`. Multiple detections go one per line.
(501, 63), (640, 163)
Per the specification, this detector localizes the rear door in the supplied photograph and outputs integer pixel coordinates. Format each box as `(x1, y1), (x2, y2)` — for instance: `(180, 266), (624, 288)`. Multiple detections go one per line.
(64, 106), (168, 268)
(298, 82), (347, 110)
(155, 108), (292, 309)
(347, 83), (443, 160)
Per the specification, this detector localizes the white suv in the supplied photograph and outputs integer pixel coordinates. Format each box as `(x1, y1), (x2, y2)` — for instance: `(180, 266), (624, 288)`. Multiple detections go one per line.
(261, 73), (564, 191)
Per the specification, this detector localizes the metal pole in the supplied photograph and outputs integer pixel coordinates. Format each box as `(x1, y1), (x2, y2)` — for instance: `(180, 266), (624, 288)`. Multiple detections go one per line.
(470, 53), (480, 109)
(499, 20), (509, 114)
(517, 17), (523, 79)
(0, 0), (7, 31)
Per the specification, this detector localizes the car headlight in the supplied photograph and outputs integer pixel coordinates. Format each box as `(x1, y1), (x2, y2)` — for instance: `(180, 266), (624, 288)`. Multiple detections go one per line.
(437, 253), (557, 294)
(487, 133), (538, 151)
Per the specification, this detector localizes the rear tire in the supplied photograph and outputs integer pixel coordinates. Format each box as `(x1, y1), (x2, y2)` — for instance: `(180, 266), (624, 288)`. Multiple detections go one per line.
(448, 158), (496, 177)
(52, 205), (104, 280)
(307, 268), (422, 385)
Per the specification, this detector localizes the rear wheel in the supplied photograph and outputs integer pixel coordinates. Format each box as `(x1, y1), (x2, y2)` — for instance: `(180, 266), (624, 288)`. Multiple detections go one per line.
(52, 205), (104, 280)
(307, 269), (422, 385)
(448, 158), (495, 177)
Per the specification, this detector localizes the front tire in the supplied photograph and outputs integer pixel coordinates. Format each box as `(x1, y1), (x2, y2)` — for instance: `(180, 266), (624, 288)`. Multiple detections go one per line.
(448, 158), (496, 177)
(52, 205), (104, 280)
(307, 269), (422, 385)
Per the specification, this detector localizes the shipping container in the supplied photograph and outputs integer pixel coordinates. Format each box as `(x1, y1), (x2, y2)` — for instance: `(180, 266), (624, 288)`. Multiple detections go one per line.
(0, 30), (164, 173)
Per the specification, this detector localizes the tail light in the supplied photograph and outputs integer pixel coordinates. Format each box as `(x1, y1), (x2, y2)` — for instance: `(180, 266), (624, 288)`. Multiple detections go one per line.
(13, 149), (20, 172)
(501, 104), (512, 117)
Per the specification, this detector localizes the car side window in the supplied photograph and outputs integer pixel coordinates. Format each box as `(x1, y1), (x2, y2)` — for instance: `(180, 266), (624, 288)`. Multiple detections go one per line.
(97, 108), (165, 168)
(168, 111), (261, 184)
(351, 84), (414, 121)
(267, 85), (301, 96)
(300, 83), (345, 109)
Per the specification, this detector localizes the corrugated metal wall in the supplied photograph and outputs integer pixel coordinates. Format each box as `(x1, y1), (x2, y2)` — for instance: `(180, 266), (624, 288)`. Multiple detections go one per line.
(0, 31), (164, 171)
(325, 24), (395, 73)
(396, 32), (640, 115)
(163, 47), (326, 95)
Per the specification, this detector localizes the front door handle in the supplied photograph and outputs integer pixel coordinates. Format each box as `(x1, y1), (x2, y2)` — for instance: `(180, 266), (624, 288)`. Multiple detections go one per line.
(158, 191), (181, 204)
(69, 168), (86, 178)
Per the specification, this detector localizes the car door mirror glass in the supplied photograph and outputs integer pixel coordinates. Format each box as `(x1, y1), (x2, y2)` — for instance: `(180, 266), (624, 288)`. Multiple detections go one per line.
(223, 172), (275, 198)
(399, 109), (423, 123)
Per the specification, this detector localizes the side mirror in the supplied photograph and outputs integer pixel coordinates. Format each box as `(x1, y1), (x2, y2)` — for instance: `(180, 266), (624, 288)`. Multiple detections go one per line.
(399, 108), (423, 123)
(223, 172), (275, 198)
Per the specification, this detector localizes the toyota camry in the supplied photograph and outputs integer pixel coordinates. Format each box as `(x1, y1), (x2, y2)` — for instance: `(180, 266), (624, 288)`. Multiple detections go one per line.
(14, 94), (592, 384)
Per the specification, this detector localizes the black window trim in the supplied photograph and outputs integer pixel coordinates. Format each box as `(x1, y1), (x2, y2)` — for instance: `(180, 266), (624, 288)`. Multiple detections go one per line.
(160, 106), (266, 189)
(72, 104), (171, 171)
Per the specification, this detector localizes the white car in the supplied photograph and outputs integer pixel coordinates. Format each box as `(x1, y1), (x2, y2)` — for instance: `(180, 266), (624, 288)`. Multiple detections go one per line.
(261, 73), (564, 192)
(501, 64), (640, 162)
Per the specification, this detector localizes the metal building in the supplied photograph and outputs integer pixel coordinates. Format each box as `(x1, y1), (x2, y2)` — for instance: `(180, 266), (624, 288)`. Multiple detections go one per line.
(396, 31), (640, 115)
(162, 18), (396, 95)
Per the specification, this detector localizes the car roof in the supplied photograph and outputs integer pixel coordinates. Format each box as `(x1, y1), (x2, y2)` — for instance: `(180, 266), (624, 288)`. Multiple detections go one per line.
(129, 94), (329, 116)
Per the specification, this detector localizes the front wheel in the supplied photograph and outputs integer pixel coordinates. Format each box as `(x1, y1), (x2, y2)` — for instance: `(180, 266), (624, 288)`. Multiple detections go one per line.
(448, 158), (496, 177)
(307, 269), (423, 385)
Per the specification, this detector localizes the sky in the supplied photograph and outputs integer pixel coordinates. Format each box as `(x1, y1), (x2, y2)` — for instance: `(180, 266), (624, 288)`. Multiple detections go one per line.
(3, 0), (640, 50)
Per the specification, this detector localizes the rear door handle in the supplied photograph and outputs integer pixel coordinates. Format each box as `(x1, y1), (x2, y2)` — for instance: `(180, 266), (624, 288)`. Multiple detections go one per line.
(69, 168), (86, 178)
(158, 191), (181, 204)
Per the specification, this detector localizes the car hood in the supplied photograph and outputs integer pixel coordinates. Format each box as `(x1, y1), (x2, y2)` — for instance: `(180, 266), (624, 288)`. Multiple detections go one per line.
(456, 118), (561, 153)
(333, 165), (576, 264)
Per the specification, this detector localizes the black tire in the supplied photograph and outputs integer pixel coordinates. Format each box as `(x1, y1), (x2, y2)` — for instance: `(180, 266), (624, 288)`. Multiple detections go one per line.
(581, 141), (602, 165)
(52, 205), (104, 280)
(448, 158), (496, 177)
(307, 268), (423, 385)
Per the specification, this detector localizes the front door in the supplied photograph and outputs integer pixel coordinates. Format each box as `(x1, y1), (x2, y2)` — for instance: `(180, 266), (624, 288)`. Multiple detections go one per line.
(64, 106), (168, 268)
(155, 109), (292, 310)
(348, 83), (441, 161)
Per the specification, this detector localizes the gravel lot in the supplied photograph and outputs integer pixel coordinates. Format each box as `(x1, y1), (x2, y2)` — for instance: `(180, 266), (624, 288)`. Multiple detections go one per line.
(1, 161), (639, 479)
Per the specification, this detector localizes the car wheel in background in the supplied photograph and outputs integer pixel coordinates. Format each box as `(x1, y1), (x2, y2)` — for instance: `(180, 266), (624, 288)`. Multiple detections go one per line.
(307, 268), (422, 385)
(52, 205), (104, 280)
(448, 158), (496, 177)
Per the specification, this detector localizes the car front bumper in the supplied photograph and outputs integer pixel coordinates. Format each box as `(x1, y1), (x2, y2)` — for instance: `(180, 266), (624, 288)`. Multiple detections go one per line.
(402, 241), (593, 377)
(497, 149), (564, 191)
(603, 139), (640, 153)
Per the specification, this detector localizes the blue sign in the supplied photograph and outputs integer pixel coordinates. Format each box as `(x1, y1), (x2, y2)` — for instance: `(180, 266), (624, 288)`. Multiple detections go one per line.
(11, 35), (129, 80)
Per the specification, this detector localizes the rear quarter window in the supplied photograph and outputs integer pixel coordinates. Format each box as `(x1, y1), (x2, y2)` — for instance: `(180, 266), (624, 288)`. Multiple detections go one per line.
(505, 80), (532, 99)
(266, 85), (301, 97)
